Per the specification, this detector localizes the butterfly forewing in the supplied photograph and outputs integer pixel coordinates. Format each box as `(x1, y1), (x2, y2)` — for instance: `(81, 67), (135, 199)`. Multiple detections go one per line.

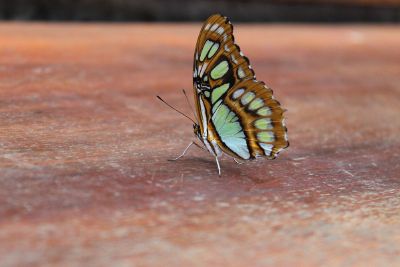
(193, 14), (288, 160)
(194, 15), (255, 88)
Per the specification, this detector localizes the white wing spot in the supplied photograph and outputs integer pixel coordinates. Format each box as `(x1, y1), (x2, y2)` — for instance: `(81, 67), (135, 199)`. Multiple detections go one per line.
(210, 23), (219, 32)
(200, 63), (208, 77)
(224, 44), (230, 52)
(237, 67), (245, 78)
(231, 54), (238, 64)
(215, 26), (224, 35)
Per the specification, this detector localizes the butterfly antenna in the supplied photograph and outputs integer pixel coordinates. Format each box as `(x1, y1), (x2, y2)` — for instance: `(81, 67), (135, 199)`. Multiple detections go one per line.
(157, 95), (196, 124)
(182, 89), (199, 124)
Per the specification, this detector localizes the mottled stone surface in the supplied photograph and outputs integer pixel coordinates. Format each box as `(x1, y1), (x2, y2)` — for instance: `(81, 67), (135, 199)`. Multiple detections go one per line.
(0, 23), (399, 267)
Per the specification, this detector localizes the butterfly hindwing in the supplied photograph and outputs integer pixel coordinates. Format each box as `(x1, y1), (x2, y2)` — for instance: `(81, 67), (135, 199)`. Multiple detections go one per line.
(224, 80), (288, 158)
(193, 14), (288, 160)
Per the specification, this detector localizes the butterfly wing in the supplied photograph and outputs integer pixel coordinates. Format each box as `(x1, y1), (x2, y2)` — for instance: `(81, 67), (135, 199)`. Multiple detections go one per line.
(193, 14), (288, 160)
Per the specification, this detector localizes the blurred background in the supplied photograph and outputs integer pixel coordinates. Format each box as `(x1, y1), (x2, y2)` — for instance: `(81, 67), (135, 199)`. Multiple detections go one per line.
(0, 0), (399, 22)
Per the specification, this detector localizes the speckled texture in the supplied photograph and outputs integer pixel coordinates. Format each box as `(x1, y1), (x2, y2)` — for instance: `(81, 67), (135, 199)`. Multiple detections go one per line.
(0, 23), (399, 267)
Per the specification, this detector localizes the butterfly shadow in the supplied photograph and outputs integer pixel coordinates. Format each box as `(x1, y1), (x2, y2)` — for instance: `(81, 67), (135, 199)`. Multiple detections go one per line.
(168, 155), (284, 187)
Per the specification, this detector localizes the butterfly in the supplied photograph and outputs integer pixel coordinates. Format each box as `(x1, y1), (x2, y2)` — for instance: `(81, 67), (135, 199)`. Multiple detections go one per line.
(159, 14), (289, 175)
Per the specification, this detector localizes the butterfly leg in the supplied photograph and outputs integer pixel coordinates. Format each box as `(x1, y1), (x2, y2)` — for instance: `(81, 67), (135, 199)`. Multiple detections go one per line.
(233, 158), (244, 165)
(169, 142), (195, 161)
(215, 156), (221, 176)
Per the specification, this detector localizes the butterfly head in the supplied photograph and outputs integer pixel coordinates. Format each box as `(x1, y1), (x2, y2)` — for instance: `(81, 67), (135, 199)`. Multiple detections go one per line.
(193, 123), (201, 139)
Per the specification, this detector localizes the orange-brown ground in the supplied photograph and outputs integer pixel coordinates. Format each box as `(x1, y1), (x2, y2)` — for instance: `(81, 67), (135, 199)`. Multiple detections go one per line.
(0, 23), (399, 266)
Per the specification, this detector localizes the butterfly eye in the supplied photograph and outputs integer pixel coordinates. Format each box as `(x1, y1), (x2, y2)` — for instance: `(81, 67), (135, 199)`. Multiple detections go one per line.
(192, 125), (201, 138)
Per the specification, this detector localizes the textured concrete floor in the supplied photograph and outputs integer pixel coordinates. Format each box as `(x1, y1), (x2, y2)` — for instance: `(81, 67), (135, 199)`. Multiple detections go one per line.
(0, 23), (399, 267)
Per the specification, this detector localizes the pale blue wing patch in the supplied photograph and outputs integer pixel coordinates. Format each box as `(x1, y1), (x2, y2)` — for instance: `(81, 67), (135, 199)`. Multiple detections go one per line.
(211, 83), (230, 103)
(212, 99), (223, 114)
(257, 106), (272, 116)
(207, 42), (220, 59)
(257, 131), (275, 142)
(232, 88), (245, 99)
(248, 98), (264, 110)
(240, 92), (255, 105)
(212, 103), (250, 159)
(200, 40), (214, 61)
(254, 118), (273, 130)
(259, 143), (273, 156)
(211, 60), (229, 80)
(237, 67), (245, 79)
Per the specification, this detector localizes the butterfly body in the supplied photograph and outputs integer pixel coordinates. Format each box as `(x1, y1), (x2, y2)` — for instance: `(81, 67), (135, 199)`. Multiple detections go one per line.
(191, 14), (288, 165)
